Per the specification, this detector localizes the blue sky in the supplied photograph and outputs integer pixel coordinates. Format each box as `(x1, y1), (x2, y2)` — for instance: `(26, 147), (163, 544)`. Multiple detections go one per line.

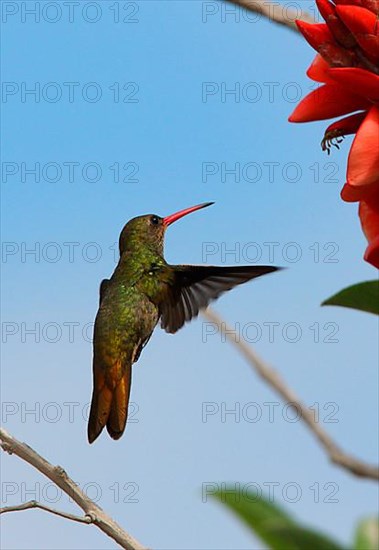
(1, 1), (378, 549)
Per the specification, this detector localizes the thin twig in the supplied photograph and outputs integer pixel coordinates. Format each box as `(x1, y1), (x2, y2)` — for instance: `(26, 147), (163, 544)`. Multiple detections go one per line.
(203, 308), (379, 481)
(0, 428), (146, 550)
(225, 0), (316, 31)
(0, 500), (92, 524)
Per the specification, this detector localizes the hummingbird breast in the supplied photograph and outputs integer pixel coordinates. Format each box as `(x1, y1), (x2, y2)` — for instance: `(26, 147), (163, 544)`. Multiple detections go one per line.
(93, 282), (159, 374)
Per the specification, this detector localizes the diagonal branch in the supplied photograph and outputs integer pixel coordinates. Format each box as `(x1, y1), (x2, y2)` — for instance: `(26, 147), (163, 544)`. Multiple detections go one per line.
(0, 428), (146, 550)
(203, 308), (379, 481)
(1, 500), (92, 524)
(225, 0), (316, 31)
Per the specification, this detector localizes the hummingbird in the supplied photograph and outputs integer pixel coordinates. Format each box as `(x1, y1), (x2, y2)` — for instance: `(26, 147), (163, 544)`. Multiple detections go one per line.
(88, 202), (280, 443)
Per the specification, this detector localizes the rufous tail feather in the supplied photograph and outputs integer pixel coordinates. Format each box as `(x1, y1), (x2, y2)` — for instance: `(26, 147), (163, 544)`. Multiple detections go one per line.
(87, 362), (132, 443)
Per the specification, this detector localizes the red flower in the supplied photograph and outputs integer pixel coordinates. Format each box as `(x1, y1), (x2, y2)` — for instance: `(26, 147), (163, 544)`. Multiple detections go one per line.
(289, 0), (379, 268)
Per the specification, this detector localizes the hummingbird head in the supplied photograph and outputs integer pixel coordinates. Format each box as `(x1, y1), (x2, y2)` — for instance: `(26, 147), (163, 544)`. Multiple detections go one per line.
(118, 202), (214, 255)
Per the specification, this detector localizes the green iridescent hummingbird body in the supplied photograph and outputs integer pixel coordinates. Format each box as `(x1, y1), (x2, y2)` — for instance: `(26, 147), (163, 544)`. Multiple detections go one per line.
(88, 203), (280, 443)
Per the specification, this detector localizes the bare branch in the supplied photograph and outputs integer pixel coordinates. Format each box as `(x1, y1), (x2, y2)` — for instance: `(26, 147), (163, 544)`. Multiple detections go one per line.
(225, 0), (316, 31)
(0, 428), (146, 550)
(203, 308), (379, 481)
(1, 500), (92, 524)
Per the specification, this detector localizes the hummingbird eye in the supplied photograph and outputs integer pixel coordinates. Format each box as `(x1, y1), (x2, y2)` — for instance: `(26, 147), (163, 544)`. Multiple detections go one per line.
(150, 215), (159, 225)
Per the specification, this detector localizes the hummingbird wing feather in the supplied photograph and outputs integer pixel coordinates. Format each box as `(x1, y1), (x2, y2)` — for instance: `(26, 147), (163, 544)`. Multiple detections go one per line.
(159, 265), (280, 334)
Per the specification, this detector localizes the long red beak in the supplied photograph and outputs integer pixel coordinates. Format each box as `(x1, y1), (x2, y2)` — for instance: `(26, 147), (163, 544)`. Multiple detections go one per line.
(163, 202), (214, 227)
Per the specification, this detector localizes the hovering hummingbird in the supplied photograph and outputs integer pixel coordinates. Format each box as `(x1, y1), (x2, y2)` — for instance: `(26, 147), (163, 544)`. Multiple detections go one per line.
(88, 202), (280, 443)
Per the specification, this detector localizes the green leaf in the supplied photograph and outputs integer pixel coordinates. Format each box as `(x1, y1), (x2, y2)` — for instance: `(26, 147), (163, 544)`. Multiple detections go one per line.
(354, 518), (379, 550)
(322, 281), (379, 315)
(211, 488), (345, 550)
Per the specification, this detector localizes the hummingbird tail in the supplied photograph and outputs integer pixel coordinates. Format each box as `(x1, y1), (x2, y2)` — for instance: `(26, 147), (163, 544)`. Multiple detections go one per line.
(106, 363), (132, 440)
(87, 378), (113, 444)
(88, 358), (133, 443)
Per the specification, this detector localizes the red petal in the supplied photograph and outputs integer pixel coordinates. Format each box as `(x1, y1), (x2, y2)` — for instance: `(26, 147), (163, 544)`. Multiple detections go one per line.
(359, 191), (379, 268)
(336, 5), (379, 62)
(341, 181), (379, 200)
(296, 19), (358, 66)
(317, 0), (338, 19)
(317, 0), (337, 20)
(325, 111), (367, 135)
(334, 0), (379, 16)
(328, 67), (379, 101)
(359, 192), (379, 242)
(289, 84), (369, 122)
(295, 21), (334, 51)
(334, 0), (363, 6)
(333, 0), (360, 3)
(361, 0), (379, 14)
(336, 5), (378, 33)
(316, 0), (356, 47)
(307, 54), (333, 83)
(343, 106), (379, 200)
(364, 236), (379, 268)
(341, 182), (358, 201)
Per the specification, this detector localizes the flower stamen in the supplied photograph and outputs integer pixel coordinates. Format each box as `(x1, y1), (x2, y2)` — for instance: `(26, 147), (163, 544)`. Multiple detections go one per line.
(321, 130), (346, 154)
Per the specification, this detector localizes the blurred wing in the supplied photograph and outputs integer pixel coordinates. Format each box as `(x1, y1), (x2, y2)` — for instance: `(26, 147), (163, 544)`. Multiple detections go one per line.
(159, 265), (280, 334)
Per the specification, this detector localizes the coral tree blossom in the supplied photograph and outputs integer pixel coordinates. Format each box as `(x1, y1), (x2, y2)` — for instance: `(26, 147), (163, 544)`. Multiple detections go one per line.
(289, 0), (379, 268)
